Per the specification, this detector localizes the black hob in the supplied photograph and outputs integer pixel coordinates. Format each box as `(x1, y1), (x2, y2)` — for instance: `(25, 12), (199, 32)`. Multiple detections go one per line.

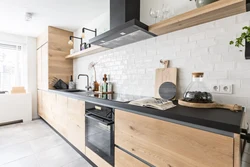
(89, 93), (145, 103)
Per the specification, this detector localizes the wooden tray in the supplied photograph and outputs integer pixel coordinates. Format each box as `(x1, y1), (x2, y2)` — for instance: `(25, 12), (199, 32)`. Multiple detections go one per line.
(178, 99), (242, 112)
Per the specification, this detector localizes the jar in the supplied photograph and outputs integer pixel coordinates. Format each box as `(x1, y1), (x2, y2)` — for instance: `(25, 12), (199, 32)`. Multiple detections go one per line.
(183, 72), (212, 103)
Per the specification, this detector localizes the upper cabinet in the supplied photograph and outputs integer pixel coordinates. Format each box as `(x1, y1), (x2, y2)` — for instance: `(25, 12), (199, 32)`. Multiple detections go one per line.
(37, 26), (73, 90)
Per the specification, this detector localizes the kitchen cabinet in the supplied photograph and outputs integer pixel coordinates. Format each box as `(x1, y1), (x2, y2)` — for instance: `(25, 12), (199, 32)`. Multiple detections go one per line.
(115, 147), (149, 167)
(67, 98), (85, 153)
(115, 109), (238, 167)
(85, 147), (112, 167)
(36, 26), (73, 90)
(37, 90), (86, 154)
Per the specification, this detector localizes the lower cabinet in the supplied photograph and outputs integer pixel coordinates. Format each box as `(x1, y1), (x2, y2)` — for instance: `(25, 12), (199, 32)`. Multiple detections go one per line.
(115, 147), (149, 167)
(115, 109), (237, 167)
(37, 90), (85, 154)
(86, 147), (112, 167)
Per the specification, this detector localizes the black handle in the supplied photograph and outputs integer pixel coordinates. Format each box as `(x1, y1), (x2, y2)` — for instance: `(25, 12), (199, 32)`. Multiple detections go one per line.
(85, 113), (114, 126)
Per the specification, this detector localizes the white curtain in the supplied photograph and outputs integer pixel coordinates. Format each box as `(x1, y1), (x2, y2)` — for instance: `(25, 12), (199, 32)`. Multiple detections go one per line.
(0, 42), (24, 91)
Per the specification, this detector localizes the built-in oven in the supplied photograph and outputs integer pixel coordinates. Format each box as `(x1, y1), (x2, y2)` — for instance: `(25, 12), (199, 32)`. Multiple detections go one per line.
(85, 102), (114, 166)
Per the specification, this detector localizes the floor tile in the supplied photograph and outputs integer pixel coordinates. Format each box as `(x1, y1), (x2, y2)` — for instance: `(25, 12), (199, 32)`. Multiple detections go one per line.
(242, 152), (250, 164)
(36, 143), (81, 167)
(0, 155), (40, 167)
(0, 142), (34, 165)
(29, 134), (65, 153)
(62, 158), (92, 167)
(242, 161), (250, 167)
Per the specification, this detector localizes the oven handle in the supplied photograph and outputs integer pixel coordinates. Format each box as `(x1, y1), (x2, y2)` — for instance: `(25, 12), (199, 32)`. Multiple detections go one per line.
(85, 113), (114, 126)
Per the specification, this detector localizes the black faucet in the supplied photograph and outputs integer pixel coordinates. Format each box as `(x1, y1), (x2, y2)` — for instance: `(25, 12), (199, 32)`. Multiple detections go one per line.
(78, 74), (92, 91)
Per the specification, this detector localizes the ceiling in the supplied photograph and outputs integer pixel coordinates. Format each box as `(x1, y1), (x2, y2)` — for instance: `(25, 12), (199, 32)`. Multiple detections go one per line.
(0, 0), (109, 37)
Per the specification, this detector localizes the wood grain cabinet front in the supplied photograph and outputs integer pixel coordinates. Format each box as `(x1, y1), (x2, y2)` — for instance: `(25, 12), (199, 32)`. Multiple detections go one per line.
(37, 91), (86, 155)
(115, 110), (235, 167)
(115, 147), (149, 167)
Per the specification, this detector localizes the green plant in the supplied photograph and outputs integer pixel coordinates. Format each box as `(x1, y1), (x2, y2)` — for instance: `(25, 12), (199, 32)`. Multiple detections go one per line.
(230, 26), (250, 47)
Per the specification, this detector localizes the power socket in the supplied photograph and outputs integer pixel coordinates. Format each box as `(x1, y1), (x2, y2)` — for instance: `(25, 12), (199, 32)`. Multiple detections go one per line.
(212, 85), (220, 93)
(219, 84), (233, 94)
(211, 84), (233, 94)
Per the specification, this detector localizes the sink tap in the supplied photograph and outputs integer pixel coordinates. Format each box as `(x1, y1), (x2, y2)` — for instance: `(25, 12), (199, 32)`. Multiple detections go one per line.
(78, 74), (92, 91)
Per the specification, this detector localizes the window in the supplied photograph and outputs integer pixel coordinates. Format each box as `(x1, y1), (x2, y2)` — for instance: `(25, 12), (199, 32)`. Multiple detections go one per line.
(0, 42), (24, 91)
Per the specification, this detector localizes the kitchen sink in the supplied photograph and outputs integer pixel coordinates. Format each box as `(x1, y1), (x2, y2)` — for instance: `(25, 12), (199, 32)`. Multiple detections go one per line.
(57, 89), (86, 93)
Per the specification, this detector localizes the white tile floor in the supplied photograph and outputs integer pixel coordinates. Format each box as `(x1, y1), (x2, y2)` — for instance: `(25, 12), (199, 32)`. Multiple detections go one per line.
(0, 120), (92, 167)
(1, 119), (250, 167)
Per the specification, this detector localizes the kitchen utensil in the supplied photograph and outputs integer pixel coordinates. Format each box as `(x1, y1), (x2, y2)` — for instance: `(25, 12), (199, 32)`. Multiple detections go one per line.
(183, 72), (212, 103)
(178, 99), (242, 112)
(155, 60), (177, 98)
(159, 82), (177, 100)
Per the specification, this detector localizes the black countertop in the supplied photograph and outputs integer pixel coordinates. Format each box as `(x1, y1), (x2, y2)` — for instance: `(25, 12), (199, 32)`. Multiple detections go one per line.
(45, 89), (244, 135)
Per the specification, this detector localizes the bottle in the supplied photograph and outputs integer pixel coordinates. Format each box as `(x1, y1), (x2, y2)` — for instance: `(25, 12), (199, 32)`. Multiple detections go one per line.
(102, 74), (108, 93)
(107, 75), (113, 92)
(68, 75), (76, 89)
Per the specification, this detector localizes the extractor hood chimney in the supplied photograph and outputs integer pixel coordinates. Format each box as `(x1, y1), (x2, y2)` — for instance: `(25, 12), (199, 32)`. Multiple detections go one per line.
(89, 0), (156, 49)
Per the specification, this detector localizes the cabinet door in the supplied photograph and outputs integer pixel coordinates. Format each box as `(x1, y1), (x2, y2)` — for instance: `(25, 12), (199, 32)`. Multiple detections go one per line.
(37, 49), (42, 89)
(115, 110), (234, 167)
(115, 147), (149, 167)
(53, 94), (68, 137)
(41, 43), (48, 90)
(37, 90), (44, 118)
(66, 98), (85, 154)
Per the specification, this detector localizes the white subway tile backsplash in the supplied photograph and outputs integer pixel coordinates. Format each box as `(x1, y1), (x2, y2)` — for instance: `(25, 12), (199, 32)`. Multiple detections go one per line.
(74, 12), (250, 124)
(189, 32), (205, 42)
(215, 62), (235, 70)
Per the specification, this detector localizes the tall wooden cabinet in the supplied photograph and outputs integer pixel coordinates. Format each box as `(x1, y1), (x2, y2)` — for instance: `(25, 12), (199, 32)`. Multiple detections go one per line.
(37, 26), (73, 90)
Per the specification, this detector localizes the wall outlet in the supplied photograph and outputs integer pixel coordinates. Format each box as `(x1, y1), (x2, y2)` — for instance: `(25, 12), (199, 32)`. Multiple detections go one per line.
(211, 84), (233, 94)
(211, 84), (220, 93)
(219, 84), (233, 94)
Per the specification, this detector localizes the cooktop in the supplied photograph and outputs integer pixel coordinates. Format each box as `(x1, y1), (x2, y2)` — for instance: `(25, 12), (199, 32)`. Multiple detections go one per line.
(89, 93), (145, 103)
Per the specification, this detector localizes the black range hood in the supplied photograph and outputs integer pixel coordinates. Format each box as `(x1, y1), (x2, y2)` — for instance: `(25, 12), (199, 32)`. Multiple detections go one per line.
(89, 0), (156, 49)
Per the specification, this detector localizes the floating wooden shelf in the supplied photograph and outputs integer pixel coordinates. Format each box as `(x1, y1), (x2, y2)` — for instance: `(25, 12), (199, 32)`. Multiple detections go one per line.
(149, 0), (246, 36)
(65, 45), (110, 59)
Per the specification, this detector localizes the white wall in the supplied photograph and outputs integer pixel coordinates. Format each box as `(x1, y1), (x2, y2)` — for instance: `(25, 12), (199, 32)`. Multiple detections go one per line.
(74, 12), (250, 124)
(0, 32), (37, 119)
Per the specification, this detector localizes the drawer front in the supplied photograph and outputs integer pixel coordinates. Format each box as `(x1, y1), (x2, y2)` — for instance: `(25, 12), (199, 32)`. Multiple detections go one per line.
(86, 147), (112, 167)
(115, 110), (234, 167)
(115, 147), (149, 167)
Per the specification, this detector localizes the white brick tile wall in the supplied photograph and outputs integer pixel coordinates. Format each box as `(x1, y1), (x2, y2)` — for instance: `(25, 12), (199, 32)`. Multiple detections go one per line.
(74, 12), (250, 125)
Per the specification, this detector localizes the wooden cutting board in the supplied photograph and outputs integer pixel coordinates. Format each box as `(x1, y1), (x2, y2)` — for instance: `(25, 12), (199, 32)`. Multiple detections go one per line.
(155, 60), (177, 98)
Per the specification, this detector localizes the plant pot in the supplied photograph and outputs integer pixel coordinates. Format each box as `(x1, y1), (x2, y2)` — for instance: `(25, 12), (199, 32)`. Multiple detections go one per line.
(246, 41), (250, 59)
(196, 0), (218, 8)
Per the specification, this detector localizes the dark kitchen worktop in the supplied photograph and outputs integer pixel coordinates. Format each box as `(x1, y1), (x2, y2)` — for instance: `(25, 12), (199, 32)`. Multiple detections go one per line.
(44, 89), (244, 135)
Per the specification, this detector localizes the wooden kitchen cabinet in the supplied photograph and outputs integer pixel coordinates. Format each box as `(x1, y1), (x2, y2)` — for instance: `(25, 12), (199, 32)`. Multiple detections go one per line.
(67, 98), (85, 154)
(86, 147), (112, 167)
(37, 90), (86, 155)
(115, 147), (149, 167)
(115, 110), (236, 167)
(36, 26), (73, 90)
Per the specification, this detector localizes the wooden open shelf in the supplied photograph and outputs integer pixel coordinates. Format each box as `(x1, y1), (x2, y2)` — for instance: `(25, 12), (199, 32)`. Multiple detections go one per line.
(149, 0), (246, 36)
(65, 45), (110, 59)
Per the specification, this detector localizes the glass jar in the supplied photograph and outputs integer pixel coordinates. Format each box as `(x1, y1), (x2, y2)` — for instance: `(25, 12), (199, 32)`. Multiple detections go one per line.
(183, 72), (213, 103)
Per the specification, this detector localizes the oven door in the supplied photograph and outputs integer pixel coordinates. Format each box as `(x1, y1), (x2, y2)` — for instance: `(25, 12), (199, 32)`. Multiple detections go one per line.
(85, 113), (114, 166)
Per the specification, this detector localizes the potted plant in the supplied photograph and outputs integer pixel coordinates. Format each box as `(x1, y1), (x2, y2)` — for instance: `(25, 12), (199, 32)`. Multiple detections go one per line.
(230, 26), (250, 59)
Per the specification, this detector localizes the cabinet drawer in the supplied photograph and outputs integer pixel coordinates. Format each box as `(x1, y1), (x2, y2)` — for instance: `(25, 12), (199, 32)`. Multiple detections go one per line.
(115, 110), (234, 167)
(67, 120), (85, 154)
(115, 147), (149, 167)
